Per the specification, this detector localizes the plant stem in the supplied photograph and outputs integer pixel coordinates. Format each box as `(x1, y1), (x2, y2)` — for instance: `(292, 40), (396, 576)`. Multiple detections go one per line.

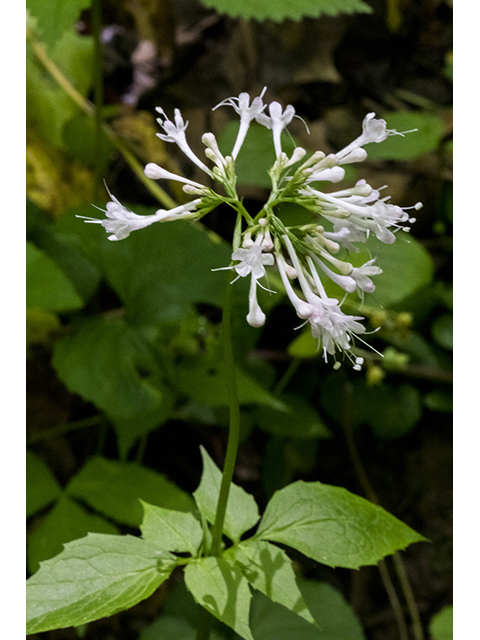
(195, 277), (241, 640)
(209, 277), (241, 557)
(91, 0), (104, 200)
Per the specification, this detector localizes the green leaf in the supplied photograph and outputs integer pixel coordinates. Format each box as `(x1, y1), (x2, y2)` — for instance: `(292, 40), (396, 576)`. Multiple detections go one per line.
(431, 314), (453, 350)
(66, 456), (194, 527)
(140, 502), (203, 556)
(27, 0), (92, 50)
(193, 447), (260, 544)
(298, 578), (366, 639)
(319, 376), (422, 439)
(26, 242), (84, 312)
(347, 233), (434, 309)
(429, 605), (453, 640)
(198, 0), (372, 22)
(27, 29), (93, 148)
(27, 496), (119, 575)
(138, 615), (226, 640)
(252, 393), (331, 439)
(256, 480), (427, 569)
(249, 592), (324, 640)
(175, 356), (286, 411)
(52, 317), (174, 458)
(184, 556), (254, 640)
(225, 539), (315, 625)
(26, 451), (62, 518)
(98, 216), (232, 325)
(364, 111), (445, 160)
(26, 533), (175, 634)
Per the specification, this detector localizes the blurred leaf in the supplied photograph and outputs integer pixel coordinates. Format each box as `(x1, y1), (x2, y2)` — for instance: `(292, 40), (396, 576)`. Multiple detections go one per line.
(364, 112), (445, 160)
(424, 389), (453, 413)
(184, 557), (254, 640)
(429, 605), (453, 640)
(138, 616), (225, 640)
(193, 447), (260, 543)
(66, 456), (194, 527)
(140, 502), (203, 555)
(26, 532), (174, 634)
(297, 577), (366, 639)
(27, 496), (119, 575)
(62, 113), (115, 169)
(319, 376), (422, 439)
(52, 317), (174, 458)
(26, 242), (84, 312)
(225, 540), (315, 625)
(27, 0), (92, 50)
(218, 122), (296, 188)
(252, 393), (331, 439)
(26, 452), (62, 518)
(96, 215), (232, 325)
(431, 314), (453, 350)
(27, 29), (93, 149)
(256, 480), (427, 568)
(175, 355), (286, 411)
(198, 0), (372, 22)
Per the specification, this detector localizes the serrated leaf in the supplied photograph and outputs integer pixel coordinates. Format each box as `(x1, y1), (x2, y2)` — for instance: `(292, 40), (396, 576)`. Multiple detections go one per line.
(26, 533), (175, 634)
(225, 539), (315, 625)
(66, 456), (194, 527)
(193, 447), (260, 543)
(26, 242), (84, 312)
(140, 502), (203, 556)
(256, 480), (427, 568)
(26, 451), (62, 518)
(198, 0), (372, 22)
(52, 317), (173, 458)
(184, 557), (253, 640)
(27, 496), (119, 575)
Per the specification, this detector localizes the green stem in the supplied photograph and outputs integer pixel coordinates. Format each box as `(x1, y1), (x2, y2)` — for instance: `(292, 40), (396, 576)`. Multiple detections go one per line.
(91, 0), (104, 200)
(209, 276), (241, 557)
(195, 277), (241, 640)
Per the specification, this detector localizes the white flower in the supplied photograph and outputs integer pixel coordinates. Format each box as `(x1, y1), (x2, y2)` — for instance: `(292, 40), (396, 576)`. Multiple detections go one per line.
(256, 101), (296, 158)
(77, 194), (201, 241)
(246, 277), (266, 328)
(155, 107), (213, 175)
(213, 88), (267, 159)
(213, 244), (275, 282)
(144, 163), (209, 193)
(336, 112), (416, 162)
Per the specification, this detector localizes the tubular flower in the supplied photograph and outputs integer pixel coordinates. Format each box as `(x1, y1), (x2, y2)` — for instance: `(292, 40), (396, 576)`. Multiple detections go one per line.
(79, 89), (422, 369)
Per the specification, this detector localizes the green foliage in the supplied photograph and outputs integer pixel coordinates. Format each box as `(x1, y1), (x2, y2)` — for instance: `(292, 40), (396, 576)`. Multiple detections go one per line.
(140, 502), (203, 556)
(429, 605), (453, 640)
(26, 241), (83, 312)
(26, 533), (175, 634)
(225, 540), (315, 625)
(255, 480), (426, 568)
(252, 392), (331, 439)
(66, 456), (195, 525)
(365, 111), (445, 160)
(185, 557), (254, 639)
(199, 0), (372, 22)
(27, 0), (92, 50)
(194, 447), (260, 543)
(26, 451), (62, 518)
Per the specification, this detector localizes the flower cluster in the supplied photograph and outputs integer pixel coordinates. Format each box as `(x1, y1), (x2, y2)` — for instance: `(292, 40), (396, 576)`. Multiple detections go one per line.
(80, 89), (422, 369)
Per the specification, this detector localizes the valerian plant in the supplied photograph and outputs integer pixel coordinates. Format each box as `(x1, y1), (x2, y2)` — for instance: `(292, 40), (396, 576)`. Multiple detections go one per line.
(26, 89), (427, 639)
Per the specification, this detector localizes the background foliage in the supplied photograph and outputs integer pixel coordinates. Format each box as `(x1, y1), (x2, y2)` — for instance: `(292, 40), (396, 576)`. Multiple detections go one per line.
(26, 0), (452, 638)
